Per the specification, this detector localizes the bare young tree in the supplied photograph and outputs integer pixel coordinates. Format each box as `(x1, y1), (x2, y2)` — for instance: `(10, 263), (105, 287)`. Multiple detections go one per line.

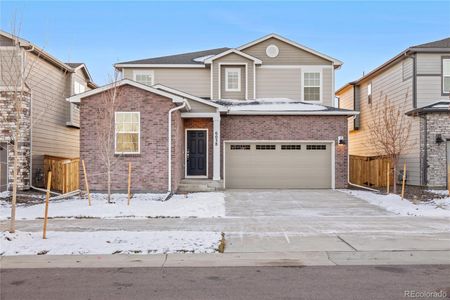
(93, 73), (124, 203)
(367, 92), (412, 194)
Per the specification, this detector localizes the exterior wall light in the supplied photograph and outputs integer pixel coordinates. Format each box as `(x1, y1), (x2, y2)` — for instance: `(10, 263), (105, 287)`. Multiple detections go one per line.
(435, 134), (444, 144)
(338, 136), (346, 145)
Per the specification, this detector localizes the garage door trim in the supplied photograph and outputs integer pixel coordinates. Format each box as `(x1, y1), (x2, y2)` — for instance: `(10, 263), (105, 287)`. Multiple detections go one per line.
(223, 140), (335, 189)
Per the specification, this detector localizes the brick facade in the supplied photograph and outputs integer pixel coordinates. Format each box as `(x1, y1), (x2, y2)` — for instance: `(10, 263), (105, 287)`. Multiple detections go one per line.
(220, 115), (349, 188)
(0, 91), (31, 191)
(80, 85), (183, 192)
(420, 112), (450, 188)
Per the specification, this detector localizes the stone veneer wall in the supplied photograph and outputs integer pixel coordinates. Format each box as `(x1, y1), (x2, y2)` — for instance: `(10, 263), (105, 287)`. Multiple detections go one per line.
(421, 112), (450, 187)
(0, 90), (31, 191)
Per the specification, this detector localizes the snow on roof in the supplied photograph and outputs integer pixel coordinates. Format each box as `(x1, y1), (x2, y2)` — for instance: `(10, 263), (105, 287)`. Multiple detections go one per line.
(212, 98), (328, 111)
(193, 54), (215, 63)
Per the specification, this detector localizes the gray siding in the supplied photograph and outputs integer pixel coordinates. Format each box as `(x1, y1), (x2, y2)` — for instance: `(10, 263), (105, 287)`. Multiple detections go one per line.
(241, 37), (332, 65)
(256, 68), (301, 99)
(123, 68), (210, 98)
(187, 100), (216, 113)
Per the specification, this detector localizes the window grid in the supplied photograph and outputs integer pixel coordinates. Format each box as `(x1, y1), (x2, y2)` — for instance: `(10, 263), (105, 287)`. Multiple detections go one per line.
(281, 145), (302, 150)
(304, 72), (321, 101)
(225, 68), (241, 91)
(230, 145), (251, 150)
(306, 144), (327, 150)
(443, 59), (450, 93)
(256, 144), (276, 150)
(115, 112), (140, 154)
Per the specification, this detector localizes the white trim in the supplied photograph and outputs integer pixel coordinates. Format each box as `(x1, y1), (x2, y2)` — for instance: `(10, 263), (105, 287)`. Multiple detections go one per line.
(133, 70), (154, 86)
(114, 111), (141, 155)
(185, 128), (209, 178)
(443, 58), (450, 94)
(237, 33), (343, 66)
(331, 63), (336, 107)
(168, 101), (188, 192)
(210, 63), (214, 99)
(115, 64), (206, 68)
(181, 112), (219, 118)
(223, 140), (336, 189)
(204, 49), (262, 64)
(226, 110), (359, 116)
(67, 79), (185, 103)
(259, 65), (333, 69)
(225, 67), (241, 92)
(153, 84), (225, 110)
(301, 67), (323, 104)
(218, 63), (248, 100)
(213, 115), (221, 180)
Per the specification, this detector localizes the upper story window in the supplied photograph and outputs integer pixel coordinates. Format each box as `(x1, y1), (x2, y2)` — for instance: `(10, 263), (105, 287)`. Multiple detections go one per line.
(367, 83), (372, 104)
(443, 58), (450, 94)
(225, 68), (241, 92)
(303, 71), (321, 102)
(133, 70), (154, 86)
(74, 81), (85, 95)
(115, 112), (140, 154)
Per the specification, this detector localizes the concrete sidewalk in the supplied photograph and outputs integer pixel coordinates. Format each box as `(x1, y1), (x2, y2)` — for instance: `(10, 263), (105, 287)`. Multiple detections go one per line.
(2, 250), (450, 269)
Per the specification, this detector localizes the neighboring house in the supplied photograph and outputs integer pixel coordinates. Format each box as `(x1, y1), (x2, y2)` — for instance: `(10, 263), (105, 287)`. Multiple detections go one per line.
(0, 30), (96, 192)
(337, 37), (450, 188)
(69, 34), (357, 193)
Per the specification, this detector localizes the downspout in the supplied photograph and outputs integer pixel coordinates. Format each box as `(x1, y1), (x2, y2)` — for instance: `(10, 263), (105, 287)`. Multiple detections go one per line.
(165, 100), (188, 200)
(422, 114), (428, 186)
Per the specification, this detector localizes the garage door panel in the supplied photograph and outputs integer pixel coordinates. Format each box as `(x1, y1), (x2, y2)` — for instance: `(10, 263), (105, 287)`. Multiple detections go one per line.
(225, 142), (332, 189)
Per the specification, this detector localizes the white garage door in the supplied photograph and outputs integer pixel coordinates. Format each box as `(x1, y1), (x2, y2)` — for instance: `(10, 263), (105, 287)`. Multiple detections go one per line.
(225, 142), (332, 189)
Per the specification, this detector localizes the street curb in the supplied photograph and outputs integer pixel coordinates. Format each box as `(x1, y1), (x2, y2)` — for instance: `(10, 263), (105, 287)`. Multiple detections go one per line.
(1, 250), (450, 269)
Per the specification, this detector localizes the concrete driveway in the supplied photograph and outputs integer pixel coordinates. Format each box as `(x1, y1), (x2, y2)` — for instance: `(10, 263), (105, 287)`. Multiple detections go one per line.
(224, 189), (391, 217)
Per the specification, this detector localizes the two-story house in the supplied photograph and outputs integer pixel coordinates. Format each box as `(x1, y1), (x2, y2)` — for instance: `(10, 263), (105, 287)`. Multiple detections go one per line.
(337, 37), (450, 189)
(69, 34), (357, 193)
(0, 30), (96, 192)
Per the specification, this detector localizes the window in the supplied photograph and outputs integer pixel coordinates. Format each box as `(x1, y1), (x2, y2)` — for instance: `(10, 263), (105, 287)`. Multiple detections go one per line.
(443, 58), (450, 94)
(281, 145), (301, 150)
(256, 144), (276, 150)
(74, 81), (85, 95)
(230, 145), (251, 150)
(134, 70), (154, 86)
(115, 112), (140, 154)
(306, 144), (326, 150)
(225, 68), (241, 92)
(367, 83), (372, 104)
(303, 72), (321, 102)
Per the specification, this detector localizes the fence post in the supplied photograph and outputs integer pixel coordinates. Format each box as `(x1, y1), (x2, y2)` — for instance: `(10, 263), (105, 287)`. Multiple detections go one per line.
(386, 161), (390, 194)
(127, 162), (132, 206)
(401, 162), (407, 200)
(82, 160), (91, 206)
(43, 171), (52, 239)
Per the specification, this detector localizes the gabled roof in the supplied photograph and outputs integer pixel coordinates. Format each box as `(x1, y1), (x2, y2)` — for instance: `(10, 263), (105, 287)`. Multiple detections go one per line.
(406, 100), (450, 116)
(67, 79), (187, 106)
(237, 33), (343, 66)
(203, 49), (262, 64)
(115, 48), (230, 67)
(65, 62), (97, 88)
(336, 36), (450, 94)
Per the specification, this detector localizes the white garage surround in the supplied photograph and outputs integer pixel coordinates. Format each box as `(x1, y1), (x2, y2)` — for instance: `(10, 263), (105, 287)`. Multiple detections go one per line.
(223, 140), (336, 189)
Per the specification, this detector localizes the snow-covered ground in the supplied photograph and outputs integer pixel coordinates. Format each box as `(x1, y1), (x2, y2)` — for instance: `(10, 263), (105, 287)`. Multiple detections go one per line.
(0, 192), (225, 220)
(339, 189), (450, 218)
(0, 231), (222, 255)
(0, 191), (10, 198)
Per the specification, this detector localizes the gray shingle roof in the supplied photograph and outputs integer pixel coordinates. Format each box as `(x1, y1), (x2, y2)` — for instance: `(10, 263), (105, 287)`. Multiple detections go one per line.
(117, 48), (230, 65)
(411, 37), (450, 49)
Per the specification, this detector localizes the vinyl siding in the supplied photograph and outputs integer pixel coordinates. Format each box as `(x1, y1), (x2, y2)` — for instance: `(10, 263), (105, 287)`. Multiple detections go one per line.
(256, 68), (301, 99)
(221, 65), (246, 100)
(212, 53), (255, 100)
(337, 86), (355, 131)
(123, 68), (210, 98)
(187, 100), (217, 113)
(25, 52), (80, 183)
(416, 53), (445, 75)
(338, 60), (420, 185)
(241, 37), (332, 65)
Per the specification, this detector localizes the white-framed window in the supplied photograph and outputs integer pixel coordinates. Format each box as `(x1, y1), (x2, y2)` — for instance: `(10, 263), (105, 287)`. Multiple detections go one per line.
(367, 82), (372, 104)
(225, 68), (241, 92)
(115, 112), (140, 154)
(133, 70), (154, 86)
(74, 81), (85, 95)
(443, 58), (450, 94)
(302, 71), (321, 102)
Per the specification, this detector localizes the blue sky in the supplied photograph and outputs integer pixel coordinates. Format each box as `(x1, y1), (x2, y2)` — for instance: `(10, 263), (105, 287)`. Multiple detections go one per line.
(1, 1), (449, 88)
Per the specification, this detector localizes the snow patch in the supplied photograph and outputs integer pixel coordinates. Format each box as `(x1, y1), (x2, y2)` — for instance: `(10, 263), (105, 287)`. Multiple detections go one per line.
(0, 231), (222, 255)
(0, 191), (10, 198)
(0, 192), (225, 220)
(193, 55), (214, 63)
(212, 98), (328, 111)
(339, 189), (450, 218)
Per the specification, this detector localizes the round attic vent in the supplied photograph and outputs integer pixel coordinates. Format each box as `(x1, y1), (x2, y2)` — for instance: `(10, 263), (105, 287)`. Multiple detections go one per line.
(265, 44), (279, 58)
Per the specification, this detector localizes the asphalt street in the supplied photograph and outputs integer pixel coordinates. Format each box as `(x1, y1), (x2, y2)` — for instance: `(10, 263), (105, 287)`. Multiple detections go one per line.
(1, 265), (449, 300)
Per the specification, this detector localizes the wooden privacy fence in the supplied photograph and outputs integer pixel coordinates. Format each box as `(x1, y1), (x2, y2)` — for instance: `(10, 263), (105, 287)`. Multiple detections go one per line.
(349, 155), (394, 188)
(44, 155), (80, 193)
